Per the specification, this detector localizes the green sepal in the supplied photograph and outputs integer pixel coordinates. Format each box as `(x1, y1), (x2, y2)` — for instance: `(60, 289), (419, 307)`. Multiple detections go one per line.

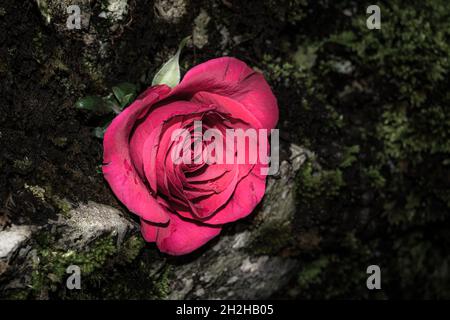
(152, 36), (191, 88)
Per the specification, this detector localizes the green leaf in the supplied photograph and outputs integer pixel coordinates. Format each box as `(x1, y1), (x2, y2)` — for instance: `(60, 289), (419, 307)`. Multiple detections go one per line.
(112, 82), (137, 110)
(75, 96), (105, 112)
(117, 82), (137, 94)
(75, 95), (119, 115)
(103, 94), (122, 114)
(112, 87), (125, 103)
(92, 121), (112, 139)
(93, 115), (114, 139)
(152, 36), (191, 88)
(112, 82), (137, 108)
(76, 83), (137, 117)
(120, 93), (135, 109)
(92, 126), (107, 139)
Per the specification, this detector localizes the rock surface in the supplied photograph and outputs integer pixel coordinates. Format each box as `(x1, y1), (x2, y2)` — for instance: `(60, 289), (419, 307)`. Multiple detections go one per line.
(0, 225), (33, 261)
(166, 145), (305, 299)
(0, 201), (138, 296)
(2, 0), (449, 300)
(59, 201), (137, 249)
(0, 143), (306, 299)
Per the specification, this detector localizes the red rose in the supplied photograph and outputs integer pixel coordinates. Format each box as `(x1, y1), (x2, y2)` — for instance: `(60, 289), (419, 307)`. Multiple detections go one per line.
(103, 57), (278, 255)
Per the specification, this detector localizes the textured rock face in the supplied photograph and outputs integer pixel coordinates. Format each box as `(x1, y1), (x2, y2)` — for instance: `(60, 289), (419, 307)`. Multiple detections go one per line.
(0, 202), (138, 296)
(3, 0), (449, 300)
(154, 0), (188, 24)
(2, 1), (308, 298)
(0, 143), (306, 299)
(166, 149), (300, 298)
(0, 225), (33, 261)
(169, 254), (297, 299)
(163, 144), (306, 299)
(35, 0), (94, 31)
(60, 201), (137, 249)
(2, 1), (311, 299)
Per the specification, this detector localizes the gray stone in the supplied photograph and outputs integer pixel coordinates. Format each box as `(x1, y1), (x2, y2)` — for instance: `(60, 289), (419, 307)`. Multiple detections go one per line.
(164, 143), (307, 299)
(154, 0), (188, 24)
(60, 201), (137, 249)
(193, 9), (211, 49)
(0, 201), (138, 293)
(0, 143), (308, 299)
(0, 225), (32, 261)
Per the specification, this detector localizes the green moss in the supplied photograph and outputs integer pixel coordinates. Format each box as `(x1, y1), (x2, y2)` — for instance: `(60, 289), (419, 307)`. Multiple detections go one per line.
(24, 184), (46, 202)
(30, 234), (117, 296)
(4, 0), (449, 300)
(297, 256), (330, 289)
(153, 265), (172, 299)
(50, 195), (72, 217)
(3, 233), (148, 300)
(250, 222), (293, 255)
(296, 160), (345, 202)
(263, 0), (308, 24)
(117, 235), (145, 264)
(36, 0), (51, 24)
(32, 31), (47, 64)
(362, 166), (386, 189)
(23, 184), (73, 216)
(339, 145), (360, 169)
(3, 289), (30, 300)
(82, 58), (107, 89)
(13, 157), (33, 173)
(273, 0), (450, 298)
(21, 231), (169, 300)
(0, 58), (8, 74)
(62, 250), (172, 300)
(294, 233), (383, 299)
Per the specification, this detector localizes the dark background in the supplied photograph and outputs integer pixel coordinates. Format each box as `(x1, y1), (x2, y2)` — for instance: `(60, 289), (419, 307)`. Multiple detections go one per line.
(0, 0), (449, 299)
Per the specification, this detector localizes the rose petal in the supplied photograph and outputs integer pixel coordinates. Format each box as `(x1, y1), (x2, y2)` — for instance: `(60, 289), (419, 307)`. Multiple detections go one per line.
(156, 214), (222, 255)
(170, 57), (278, 130)
(103, 85), (171, 223)
(201, 165), (267, 225)
(140, 219), (159, 242)
(129, 100), (211, 179)
(192, 91), (262, 129)
(189, 167), (239, 218)
(185, 164), (231, 183)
